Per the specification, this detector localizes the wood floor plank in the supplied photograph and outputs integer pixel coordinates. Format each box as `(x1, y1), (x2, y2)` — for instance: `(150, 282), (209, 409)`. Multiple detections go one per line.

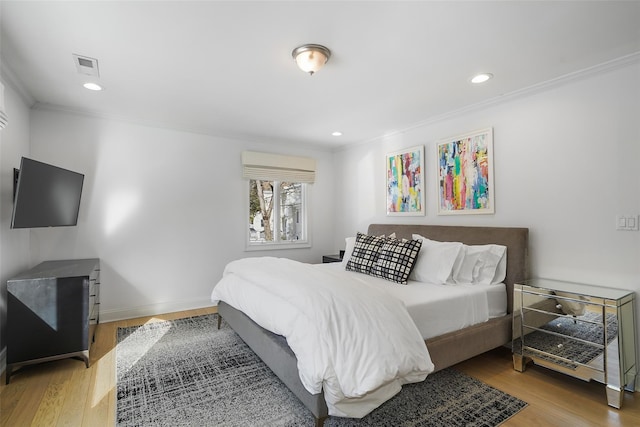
(1, 363), (51, 426)
(30, 361), (77, 427)
(1, 306), (638, 427)
(456, 346), (640, 426)
(0, 371), (28, 425)
(83, 321), (117, 427)
(56, 360), (93, 427)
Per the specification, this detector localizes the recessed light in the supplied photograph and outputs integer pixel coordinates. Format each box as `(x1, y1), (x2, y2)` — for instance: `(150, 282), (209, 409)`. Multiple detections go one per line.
(471, 73), (493, 84)
(83, 82), (103, 91)
(332, 131), (342, 137)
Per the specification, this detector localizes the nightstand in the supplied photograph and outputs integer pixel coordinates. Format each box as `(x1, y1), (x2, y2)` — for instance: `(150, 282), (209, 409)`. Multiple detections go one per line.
(512, 278), (637, 408)
(322, 254), (342, 264)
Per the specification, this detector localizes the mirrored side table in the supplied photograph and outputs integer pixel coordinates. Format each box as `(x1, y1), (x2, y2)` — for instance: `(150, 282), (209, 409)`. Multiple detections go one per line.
(513, 278), (637, 408)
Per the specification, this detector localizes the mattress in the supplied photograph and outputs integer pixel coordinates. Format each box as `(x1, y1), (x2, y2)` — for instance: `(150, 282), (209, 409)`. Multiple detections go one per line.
(319, 263), (507, 340)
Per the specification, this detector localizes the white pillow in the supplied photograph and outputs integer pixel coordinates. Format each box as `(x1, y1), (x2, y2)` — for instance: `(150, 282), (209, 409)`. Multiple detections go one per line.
(446, 246), (468, 285)
(453, 244), (506, 285)
(341, 236), (356, 268)
(340, 233), (395, 268)
(491, 250), (507, 284)
(410, 234), (463, 285)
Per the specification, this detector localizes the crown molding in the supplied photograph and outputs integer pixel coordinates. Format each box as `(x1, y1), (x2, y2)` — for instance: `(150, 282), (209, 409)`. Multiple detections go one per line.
(31, 102), (334, 153)
(336, 52), (640, 152)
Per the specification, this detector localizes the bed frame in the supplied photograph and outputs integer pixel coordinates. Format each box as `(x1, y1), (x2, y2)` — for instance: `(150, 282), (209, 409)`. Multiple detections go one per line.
(218, 224), (529, 426)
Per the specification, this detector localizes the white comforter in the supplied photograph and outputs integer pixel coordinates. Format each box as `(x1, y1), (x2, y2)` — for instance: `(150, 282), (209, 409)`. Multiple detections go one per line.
(210, 257), (434, 418)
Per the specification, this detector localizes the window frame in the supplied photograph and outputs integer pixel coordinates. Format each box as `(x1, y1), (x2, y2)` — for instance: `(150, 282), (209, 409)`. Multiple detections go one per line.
(245, 179), (311, 251)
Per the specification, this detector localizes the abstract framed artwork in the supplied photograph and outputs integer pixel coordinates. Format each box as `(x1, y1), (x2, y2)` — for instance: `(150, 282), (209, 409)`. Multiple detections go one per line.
(386, 145), (425, 216)
(436, 127), (495, 215)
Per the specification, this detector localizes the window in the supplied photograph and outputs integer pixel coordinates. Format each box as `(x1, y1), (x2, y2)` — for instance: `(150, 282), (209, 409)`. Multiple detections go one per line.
(242, 151), (315, 250)
(248, 179), (308, 248)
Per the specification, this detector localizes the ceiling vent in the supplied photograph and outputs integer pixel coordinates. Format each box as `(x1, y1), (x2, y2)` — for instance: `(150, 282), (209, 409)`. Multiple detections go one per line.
(73, 54), (100, 77)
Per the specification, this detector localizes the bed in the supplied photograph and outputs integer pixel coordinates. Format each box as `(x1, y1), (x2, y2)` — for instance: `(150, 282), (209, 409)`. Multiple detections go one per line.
(214, 224), (529, 426)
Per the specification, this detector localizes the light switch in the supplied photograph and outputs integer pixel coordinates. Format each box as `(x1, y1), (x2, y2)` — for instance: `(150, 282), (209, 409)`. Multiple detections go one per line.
(616, 214), (640, 231)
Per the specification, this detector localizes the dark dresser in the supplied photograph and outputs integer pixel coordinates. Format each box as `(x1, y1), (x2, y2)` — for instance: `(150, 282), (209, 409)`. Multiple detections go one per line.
(6, 258), (100, 384)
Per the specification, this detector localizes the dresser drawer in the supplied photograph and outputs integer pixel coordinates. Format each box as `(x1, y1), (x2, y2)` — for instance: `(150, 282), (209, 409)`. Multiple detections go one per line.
(521, 288), (600, 316)
(89, 301), (99, 324)
(522, 312), (605, 372)
(90, 281), (100, 303)
(523, 308), (605, 340)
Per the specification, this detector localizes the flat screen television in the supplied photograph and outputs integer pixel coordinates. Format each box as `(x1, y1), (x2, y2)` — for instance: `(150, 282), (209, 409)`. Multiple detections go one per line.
(11, 157), (85, 229)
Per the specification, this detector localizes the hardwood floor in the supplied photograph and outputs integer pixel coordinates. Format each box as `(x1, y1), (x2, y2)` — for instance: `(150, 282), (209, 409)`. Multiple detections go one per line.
(2, 307), (639, 426)
(456, 347), (640, 426)
(0, 307), (217, 427)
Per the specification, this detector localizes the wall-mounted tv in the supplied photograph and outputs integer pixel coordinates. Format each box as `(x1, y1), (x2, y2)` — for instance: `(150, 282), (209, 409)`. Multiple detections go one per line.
(11, 157), (85, 229)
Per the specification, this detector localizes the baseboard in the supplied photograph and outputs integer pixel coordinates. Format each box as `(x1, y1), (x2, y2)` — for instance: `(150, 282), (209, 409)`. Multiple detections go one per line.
(100, 298), (215, 323)
(0, 347), (6, 376)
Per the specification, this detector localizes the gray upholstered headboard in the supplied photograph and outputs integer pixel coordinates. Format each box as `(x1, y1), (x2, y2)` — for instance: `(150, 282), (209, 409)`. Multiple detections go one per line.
(367, 224), (529, 314)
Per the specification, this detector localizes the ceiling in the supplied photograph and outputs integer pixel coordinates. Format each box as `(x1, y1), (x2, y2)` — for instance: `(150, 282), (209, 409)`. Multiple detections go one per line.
(1, 1), (639, 148)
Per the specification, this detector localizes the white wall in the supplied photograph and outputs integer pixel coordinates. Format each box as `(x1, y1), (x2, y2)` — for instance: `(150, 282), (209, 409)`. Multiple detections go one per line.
(333, 59), (640, 354)
(0, 76), (32, 365)
(5, 55), (640, 380)
(27, 109), (336, 321)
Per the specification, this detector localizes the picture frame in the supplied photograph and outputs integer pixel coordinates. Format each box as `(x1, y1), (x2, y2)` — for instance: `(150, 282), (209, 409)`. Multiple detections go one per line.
(386, 145), (425, 216)
(436, 127), (494, 215)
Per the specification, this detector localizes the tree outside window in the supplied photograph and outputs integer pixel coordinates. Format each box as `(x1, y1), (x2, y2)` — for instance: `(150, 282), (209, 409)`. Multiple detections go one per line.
(249, 179), (306, 245)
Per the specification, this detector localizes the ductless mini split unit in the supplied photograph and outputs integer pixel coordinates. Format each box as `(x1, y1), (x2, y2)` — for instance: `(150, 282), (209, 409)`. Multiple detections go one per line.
(0, 82), (8, 129)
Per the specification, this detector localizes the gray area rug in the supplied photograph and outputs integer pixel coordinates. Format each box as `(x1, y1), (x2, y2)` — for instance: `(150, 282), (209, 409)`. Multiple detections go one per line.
(116, 314), (527, 426)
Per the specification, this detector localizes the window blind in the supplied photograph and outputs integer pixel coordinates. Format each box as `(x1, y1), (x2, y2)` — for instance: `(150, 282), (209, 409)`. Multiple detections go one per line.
(242, 151), (316, 183)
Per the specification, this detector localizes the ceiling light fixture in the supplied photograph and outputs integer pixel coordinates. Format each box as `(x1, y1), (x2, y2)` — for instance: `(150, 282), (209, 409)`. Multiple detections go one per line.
(292, 44), (331, 75)
(471, 73), (493, 84)
(83, 82), (103, 91)
(332, 131), (342, 137)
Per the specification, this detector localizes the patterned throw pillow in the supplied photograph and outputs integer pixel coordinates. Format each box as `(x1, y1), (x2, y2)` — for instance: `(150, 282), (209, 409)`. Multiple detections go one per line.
(371, 238), (422, 284)
(345, 232), (387, 274)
